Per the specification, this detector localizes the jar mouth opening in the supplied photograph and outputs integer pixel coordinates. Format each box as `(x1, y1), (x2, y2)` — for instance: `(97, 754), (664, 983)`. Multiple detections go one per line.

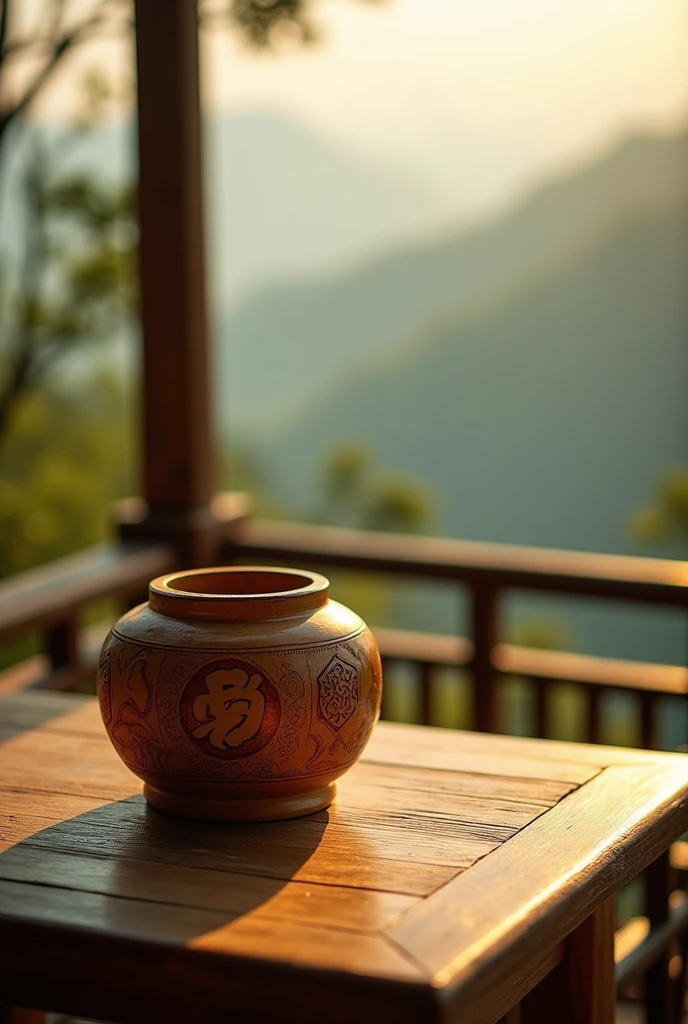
(149, 566), (329, 620)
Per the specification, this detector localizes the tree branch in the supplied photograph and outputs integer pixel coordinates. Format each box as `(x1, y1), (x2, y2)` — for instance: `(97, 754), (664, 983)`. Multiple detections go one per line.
(0, 135), (49, 443)
(0, 16), (99, 141)
(0, 0), (10, 69)
(0, 0), (129, 145)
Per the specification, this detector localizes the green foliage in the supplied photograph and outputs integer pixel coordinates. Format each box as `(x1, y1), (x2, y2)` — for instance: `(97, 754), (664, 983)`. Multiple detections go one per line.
(632, 467), (688, 549)
(0, 125), (137, 444)
(308, 441), (436, 633)
(317, 441), (435, 532)
(0, 371), (134, 578)
(214, 0), (387, 49)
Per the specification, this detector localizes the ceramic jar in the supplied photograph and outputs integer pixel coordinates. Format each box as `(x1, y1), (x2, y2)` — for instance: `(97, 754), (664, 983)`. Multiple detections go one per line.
(97, 566), (382, 821)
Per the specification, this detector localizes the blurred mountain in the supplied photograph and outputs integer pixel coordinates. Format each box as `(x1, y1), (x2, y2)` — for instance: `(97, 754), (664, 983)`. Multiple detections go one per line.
(205, 110), (442, 302)
(266, 190), (688, 666)
(216, 125), (688, 433)
(271, 194), (688, 552)
(0, 111), (440, 303)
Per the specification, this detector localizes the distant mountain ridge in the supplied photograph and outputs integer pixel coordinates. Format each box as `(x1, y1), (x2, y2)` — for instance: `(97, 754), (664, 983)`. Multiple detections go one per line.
(216, 125), (688, 433)
(265, 189), (688, 666)
(206, 110), (442, 303)
(0, 110), (439, 304)
(272, 193), (688, 546)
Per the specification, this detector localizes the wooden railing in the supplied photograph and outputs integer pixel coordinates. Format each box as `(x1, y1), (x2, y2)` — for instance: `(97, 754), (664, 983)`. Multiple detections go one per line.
(228, 518), (688, 748)
(0, 540), (175, 693)
(0, 505), (687, 1018)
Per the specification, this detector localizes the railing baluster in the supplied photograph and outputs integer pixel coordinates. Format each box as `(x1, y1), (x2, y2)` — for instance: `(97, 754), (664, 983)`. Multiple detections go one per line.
(639, 693), (655, 750)
(533, 678), (548, 738)
(44, 619), (80, 691)
(470, 582), (500, 732)
(380, 658), (393, 721)
(587, 687), (602, 744)
(419, 662), (433, 726)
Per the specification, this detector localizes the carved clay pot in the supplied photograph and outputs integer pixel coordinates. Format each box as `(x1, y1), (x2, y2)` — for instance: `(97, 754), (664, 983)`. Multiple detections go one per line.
(97, 566), (382, 821)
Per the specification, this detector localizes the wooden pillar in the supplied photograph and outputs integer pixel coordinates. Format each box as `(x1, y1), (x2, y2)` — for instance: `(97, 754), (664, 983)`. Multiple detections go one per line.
(127, 0), (217, 566)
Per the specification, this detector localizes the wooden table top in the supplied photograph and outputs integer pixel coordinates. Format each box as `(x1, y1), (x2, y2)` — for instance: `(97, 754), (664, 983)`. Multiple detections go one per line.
(1, 692), (687, 1024)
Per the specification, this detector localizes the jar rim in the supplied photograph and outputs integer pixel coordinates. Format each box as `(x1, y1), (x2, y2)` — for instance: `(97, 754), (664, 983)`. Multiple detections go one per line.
(148, 565), (330, 621)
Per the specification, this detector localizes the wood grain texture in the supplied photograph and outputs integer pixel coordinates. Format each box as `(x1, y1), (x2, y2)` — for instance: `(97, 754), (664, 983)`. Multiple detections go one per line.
(364, 719), (680, 775)
(1, 692), (687, 1024)
(387, 762), (688, 1022)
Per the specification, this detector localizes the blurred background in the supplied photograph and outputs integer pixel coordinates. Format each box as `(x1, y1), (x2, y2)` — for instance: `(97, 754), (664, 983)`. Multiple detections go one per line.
(1, 0), (687, 742)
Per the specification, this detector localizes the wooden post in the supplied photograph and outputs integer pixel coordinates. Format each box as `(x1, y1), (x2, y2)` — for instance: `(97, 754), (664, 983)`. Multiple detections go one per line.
(520, 899), (616, 1024)
(44, 619), (81, 690)
(127, 0), (217, 567)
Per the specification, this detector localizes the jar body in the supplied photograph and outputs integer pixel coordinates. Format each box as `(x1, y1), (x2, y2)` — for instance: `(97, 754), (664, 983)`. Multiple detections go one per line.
(97, 567), (382, 821)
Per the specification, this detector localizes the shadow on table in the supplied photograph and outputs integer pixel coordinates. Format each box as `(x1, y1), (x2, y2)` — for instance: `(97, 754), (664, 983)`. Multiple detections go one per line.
(0, 790), (350, 1021)
(0, 691), (93, 740)
(0, 792), (333, 943)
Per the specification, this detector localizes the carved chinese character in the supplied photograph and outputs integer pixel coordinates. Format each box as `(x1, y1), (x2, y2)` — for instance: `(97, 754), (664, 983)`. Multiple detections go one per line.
(192, 668), (266, 750)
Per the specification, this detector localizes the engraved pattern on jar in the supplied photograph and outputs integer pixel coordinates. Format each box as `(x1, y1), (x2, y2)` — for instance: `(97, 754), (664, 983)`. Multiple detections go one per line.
(97, 566), (382, 821)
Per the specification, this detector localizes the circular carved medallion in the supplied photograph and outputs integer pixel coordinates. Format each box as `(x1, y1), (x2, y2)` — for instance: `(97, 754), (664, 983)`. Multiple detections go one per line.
(179, 657), (280, 760)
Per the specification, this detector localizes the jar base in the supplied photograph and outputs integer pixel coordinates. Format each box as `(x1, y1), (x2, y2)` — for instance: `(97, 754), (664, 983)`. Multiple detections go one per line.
(142, 781), (336, 822)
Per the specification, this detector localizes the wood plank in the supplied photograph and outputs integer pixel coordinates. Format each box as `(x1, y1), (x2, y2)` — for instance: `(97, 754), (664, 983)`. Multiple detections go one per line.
(345, 760), (579, 805)
(387, 762), (688, 1022)
(338, 763), (575, 828)
(0, 744), (571, 822)
(0, 692), (99, 734)
(0, 878), (424, 981)
(0, 794), (457, 897)
(0, 732), (142, 800)
(0, 706), (581, 817)
(0, 693), (661, 775)
(0, 845), (416, 933)
(364, 723), (602, 783)
(363, 720), (672, 778)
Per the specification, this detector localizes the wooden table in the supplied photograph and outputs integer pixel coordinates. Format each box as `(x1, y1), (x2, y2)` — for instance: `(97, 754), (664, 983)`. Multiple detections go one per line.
(1, 693), (687, 1024)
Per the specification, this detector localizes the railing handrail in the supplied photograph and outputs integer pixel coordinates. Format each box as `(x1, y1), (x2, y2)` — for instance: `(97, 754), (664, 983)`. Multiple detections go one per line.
(0, 540), (175, 643)
(374, 626), (688, 697)
(229, 518), (688, 607)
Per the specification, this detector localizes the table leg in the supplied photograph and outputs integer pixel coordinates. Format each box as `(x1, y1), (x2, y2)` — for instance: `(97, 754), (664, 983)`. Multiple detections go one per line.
(644, 850), (677, 1024)
(0, 1010), (47, 1024)
(520, 898), (616, 1024)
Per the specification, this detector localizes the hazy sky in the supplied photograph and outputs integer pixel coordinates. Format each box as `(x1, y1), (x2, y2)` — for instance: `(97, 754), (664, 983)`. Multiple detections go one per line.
(24, 0), (688, 213)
